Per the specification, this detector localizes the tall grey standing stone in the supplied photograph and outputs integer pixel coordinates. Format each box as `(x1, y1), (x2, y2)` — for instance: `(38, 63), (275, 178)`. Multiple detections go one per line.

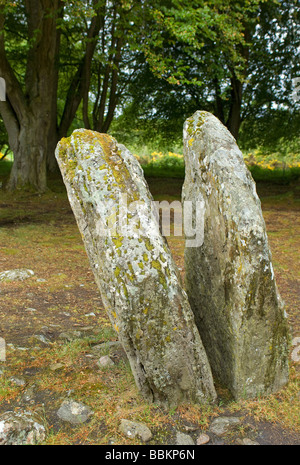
(55, 129), (216, 407)
(182, 111), (289, 400)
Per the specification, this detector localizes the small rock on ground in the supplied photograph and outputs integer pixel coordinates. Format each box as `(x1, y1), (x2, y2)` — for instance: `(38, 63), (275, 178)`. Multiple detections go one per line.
(237, 437), (260, 445)
(58, 330), (82, 342)
(10, 377), (26, 386)
(209, 416), (241, 436)
(196, 433), (210, 445)
(119, 419), (152, 442)
(97, 355), (114, 367)
(176, 431), (195, 445)
(0, 269), (34, 282)
(57, 399), (93, 424)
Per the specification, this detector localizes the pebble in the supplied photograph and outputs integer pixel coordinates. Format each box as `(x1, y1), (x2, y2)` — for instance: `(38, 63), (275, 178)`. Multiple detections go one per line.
(237, 438), (260, 445)
(10, 377), (26, 386)
(197, 433), (210, 445)
(97, 355), (114, 367)
(57, 399), (93, 424)
(176, 431), (195, 445)
(209, 416), (241, 436)
(49, 363), (64, 371)
(119, 419), (152, 442)
(0, 269), (34, 282)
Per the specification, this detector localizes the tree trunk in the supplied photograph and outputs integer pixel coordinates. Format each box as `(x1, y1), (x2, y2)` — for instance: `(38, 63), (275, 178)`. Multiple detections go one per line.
(226, 73), (242, 140)
(214, 77), (225, 124)
(7, 115), (47, 191)
(0, 0), (62, 192)
(226, 28), (251, 140)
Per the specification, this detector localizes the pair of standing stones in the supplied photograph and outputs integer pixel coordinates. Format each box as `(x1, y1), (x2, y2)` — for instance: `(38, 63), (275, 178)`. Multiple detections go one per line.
(55, 111), (289, 407)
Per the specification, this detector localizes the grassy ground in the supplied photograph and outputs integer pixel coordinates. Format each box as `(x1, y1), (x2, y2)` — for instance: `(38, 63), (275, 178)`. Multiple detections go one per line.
(0, 166), (299, 445)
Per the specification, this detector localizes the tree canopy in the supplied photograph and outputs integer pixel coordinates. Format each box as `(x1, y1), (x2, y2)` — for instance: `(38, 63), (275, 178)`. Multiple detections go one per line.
(0, 0), (299, 191)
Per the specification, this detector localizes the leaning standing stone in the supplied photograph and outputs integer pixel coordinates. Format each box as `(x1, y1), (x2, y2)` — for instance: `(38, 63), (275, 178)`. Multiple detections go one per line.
(182, 111), (289, 399)
(55, 129), (216, 407)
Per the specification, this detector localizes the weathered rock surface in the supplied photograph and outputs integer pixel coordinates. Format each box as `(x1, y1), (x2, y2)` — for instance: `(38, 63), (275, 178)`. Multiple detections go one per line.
(119, 419), (152, 442)
(97, 355), (115, 367)
(57, 399), (93, 424)
(196, 433), (210, 445)
(0, 269), (34, 282)
(55, 129), (216, 407)
(209, 416), (241, 436)
(182, 111), (289, 399)
(176, 431), (195, 445)
(0, 410), (46, 445)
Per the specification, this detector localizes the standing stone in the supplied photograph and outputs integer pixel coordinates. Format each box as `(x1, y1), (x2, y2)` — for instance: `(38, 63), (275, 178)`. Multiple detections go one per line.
(55, 129), (216, 407)
(182, 111), (289, 400)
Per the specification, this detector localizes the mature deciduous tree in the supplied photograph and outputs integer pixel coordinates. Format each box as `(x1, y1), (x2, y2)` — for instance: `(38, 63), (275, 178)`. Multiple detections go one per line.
(0, 0), (62, 191)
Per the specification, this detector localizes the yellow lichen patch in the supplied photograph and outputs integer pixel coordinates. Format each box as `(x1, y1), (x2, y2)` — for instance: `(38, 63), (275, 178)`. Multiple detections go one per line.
(114, 323), (119, 333)
(151, 260), (162, 271)
(145, 239), (154, 251)
(112, 236), (123, 248)
(122, 283), (128, 298)
(159, 253), (167, 263)
(114, 267), (121, 278)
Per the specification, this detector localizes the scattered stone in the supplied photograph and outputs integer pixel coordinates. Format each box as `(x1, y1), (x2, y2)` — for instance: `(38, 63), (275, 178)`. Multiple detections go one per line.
(183, 424), (199, 432)
(49, 363), (64, 371)
(10, 377), (26, 387)
(57, 399), (93, 424)
(7, 343), (15, 350)
(58, 330), (82, 342)
(55, 129), (216, 407)
(209, 416), (241, 436)
(97, 355), (114, 367)
(24, 307), (37, 313)
(0, 269), (34, 282)
(33, 334), (51, 345)
(196, 433), (210, 445)
(0, 410), (46, 445)
(22, 386), (36, 403)
(92, 341), (122, 356)
(183, 110), (290, 399)
(36, 278), (46, 283)
(176, 431), (195, 445)
(119, 419), (152, 442)
(237, 437), (260, 445)
(79, 326), (95, 331)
